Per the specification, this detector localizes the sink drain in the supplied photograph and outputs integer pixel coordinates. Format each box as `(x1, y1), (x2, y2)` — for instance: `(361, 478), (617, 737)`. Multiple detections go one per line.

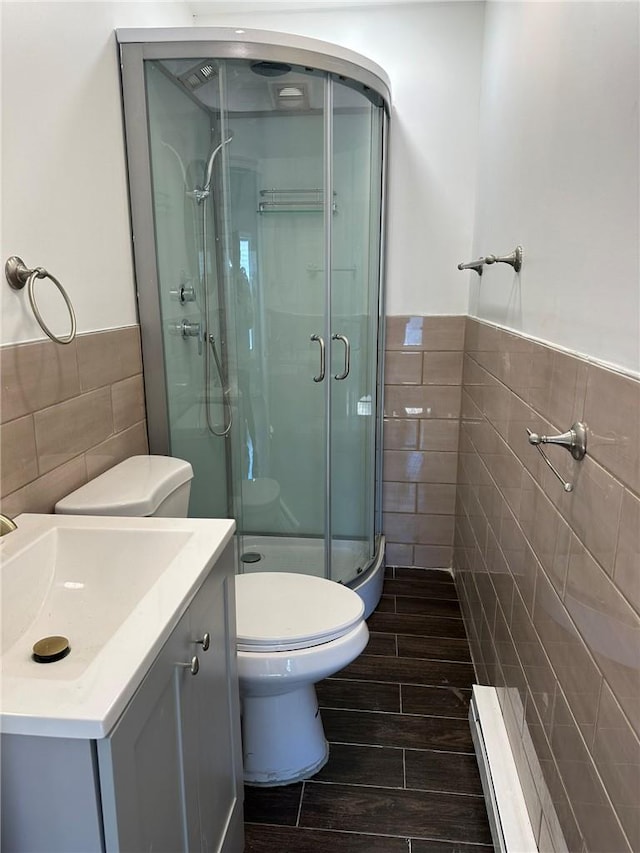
(241, 552), (262, 564)
(32, 635), (70, 664)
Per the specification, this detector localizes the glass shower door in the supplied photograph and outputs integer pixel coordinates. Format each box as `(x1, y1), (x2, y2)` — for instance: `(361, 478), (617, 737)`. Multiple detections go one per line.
(141, 55), (383, 584)
(329, 78), (384, 582)
(217, 60), (329, 574)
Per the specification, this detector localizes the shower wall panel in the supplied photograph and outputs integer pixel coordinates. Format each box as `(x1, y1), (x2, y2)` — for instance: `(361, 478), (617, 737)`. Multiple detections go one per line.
(146, 62), (211, 426)
(383, 315), (465, 569)
(454, 317), (640, 853)
(145, 63), (228, 520)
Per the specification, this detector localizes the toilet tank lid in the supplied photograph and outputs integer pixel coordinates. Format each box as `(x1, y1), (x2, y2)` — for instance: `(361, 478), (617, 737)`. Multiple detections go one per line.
(54, 455), (194, 516)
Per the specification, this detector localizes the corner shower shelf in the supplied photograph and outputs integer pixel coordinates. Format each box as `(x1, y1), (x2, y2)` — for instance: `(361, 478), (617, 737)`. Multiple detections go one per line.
(258, 188), (338, 214)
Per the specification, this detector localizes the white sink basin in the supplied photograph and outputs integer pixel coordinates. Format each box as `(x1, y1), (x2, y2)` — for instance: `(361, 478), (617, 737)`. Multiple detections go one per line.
(0, 514), (235, 739)
(2, 526), (192, 666)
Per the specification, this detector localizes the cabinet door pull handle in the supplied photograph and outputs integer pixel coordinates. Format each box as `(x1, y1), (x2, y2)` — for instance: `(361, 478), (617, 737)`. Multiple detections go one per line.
(180, 655), (200, 675)
(196, 633), (210, 651)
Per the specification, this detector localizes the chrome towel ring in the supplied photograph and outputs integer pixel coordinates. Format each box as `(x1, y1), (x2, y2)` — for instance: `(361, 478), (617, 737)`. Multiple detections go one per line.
(5, 256), (77, 345)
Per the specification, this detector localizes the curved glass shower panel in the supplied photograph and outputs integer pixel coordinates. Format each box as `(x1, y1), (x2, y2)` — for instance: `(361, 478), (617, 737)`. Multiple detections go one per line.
(145, 59), (229, 518)
(330, 79), (383, 582)
(218, 61), (329, 572)
(120, 35), (388, 588)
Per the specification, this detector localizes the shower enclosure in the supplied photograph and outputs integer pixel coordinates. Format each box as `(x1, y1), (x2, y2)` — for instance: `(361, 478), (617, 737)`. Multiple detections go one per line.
(118, 29), (389, 599)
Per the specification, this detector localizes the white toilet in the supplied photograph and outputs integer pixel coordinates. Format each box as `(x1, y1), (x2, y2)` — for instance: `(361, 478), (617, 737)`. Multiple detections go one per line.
(55, 455), (369, 787)
(235, 572), (368, 786)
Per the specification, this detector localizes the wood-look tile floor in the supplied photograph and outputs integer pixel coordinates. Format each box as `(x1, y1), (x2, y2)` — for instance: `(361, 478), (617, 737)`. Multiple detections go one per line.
(244, 567), (494, 852)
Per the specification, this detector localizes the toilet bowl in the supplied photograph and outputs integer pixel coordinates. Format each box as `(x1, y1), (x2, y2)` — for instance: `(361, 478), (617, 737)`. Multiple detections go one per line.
(54, 457), (367, 787)
(235, 572), (368, 786)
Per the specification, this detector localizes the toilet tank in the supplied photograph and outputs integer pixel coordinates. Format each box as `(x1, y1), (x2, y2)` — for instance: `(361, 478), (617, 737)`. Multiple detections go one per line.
(54, 456), (194, 518)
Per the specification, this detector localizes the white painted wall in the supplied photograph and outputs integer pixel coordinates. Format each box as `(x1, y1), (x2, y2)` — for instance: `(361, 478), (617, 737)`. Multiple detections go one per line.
(469, 1), (640, 374)
(0, 1), (193, 346)
(192, 2), (486, 317)
(7, 2), (632, 368)
(1, 2), (484, 342)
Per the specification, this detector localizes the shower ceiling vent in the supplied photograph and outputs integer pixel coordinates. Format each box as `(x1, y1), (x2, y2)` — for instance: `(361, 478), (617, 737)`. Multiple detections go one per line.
(178, 62), (217, 91)
(269, 81), (310, 111)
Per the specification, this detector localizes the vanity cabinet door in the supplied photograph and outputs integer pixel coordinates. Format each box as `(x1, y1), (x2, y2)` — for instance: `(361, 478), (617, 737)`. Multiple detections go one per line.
(185, 547), (243, 853)
(97, 608), (193, 852)
(97, 543), (243, 853)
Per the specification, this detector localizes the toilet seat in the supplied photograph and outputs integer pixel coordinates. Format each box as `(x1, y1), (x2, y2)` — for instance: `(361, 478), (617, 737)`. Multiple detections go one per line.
(235, 572), (364, 652)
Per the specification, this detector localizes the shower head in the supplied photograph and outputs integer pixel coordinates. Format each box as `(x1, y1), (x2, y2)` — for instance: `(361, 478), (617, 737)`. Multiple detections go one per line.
(250, 61), (292, 77)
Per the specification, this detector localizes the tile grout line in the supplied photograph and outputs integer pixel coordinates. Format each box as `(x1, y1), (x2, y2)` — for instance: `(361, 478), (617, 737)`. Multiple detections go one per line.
(402, 746), (407, 789)
(319, 706), (472, 723)
(303, 779), (487, 798)
(398, 621), (404, 799)
(295, 781), (305, 827)
(322, 739), (477, 757)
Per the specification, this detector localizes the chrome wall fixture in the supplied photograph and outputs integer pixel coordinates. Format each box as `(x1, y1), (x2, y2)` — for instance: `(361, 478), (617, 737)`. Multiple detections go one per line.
(258, 188), (338, 214)
(458, 245), (523, 276)
(4, 256), (77, 344)
(457, 258), (485, 276)
(310, 333), (352, 383)
(331, 333), (351, 381)
(526, 421), (587, 493)
(310, 334), (326, 383)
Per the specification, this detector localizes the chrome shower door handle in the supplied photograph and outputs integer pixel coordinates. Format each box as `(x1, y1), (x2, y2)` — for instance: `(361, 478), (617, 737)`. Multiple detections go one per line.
(332, 333), (351, 380)
(310, 334), (326, 382)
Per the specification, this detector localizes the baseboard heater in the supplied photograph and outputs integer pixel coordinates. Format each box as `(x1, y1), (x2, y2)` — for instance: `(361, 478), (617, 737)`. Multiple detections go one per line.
(469, 685), (538, 853)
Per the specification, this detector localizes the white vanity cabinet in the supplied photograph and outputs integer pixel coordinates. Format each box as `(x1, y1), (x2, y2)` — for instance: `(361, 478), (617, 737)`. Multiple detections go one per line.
(1, 540), (244, 853)
(98, 544), (243, 852)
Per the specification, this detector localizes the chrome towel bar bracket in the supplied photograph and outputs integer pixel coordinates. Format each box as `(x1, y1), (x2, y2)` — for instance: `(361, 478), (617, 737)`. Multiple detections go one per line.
(484, 245), (523, 273)
(526, 421), (587, 493)
(458, 245), (523, 276)
(5, 256), (77, 345)
(457, 259), (484, 276)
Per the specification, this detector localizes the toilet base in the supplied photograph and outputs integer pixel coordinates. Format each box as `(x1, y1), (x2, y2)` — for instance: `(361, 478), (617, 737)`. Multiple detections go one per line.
(241, 684), (329, 786)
